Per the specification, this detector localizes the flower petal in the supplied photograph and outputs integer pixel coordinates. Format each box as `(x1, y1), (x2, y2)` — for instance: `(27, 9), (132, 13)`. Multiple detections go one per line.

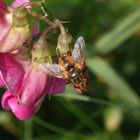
(18, 68), (47, 107)
(0, 24), (31, 53)
(0, 53), (24, 94)
(0, 72), (5, 87)
(12, 0), (29, 8)
(0, 1), (7, 16)
(0, 2), (12, 44)
(32, 22), (39, 35)
(1, 90), (12, 110)
(45, 76), (66, 94)
(8, 97), (36, 120)
(2, 90), (44, 120)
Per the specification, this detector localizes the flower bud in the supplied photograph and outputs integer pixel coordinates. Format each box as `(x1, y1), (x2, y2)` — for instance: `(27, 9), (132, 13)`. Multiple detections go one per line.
(56, 31), (73, 55)
(31, 35), (51, 65)
(13, 6), (31, 27)
(104, 106), (123, 132)
(0, 6), (32, 53)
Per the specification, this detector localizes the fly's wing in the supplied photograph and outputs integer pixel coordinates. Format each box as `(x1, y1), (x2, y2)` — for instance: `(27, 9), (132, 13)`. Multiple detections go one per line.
(72, 36), (85, 66)
(38, 63), (64, 78)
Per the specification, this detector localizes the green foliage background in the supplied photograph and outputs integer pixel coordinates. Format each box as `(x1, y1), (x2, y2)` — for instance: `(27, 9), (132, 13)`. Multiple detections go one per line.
(1, 0), (140, 140)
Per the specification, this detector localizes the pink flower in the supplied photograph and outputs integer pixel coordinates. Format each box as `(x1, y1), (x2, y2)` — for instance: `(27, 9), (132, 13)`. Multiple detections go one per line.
(12, 0), (30, 7)
(0, 0), (66, 120)
(17, 66), (66, 107)
(0, 46), (65, 120)
(0, 0), (33, 53)
(15, 34), (66, 108)
(2, 90), (44, 120)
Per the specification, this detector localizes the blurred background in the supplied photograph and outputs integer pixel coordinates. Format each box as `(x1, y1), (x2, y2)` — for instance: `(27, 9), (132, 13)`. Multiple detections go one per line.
(1, 0), (140, 139)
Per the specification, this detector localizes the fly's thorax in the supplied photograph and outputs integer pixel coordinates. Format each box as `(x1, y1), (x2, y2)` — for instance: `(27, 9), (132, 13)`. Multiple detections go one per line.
(75, 63), (83, 70)
(58, 54), (75, 70)
(13, 6), (31, 27)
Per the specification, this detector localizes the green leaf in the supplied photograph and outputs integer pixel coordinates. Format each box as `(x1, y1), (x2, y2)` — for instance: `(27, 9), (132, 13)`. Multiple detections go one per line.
(24, 119), (33, 140)
(56, 98), (101, 132)
(87, 57), (140, 121)
(94, 6), (140, 54)
(56, 91), (113, 106)
(34, 116), (82, 138)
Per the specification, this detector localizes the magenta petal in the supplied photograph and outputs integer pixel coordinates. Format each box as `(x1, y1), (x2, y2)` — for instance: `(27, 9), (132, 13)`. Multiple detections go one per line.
(2, 90), (44, 120)
(18, 68), (47, 107)
(32, 22), (39, 35)
(1, 90), (12, 110)
(12, 0), (29, 7)
(0, 53), (24, 94)
(0, 1), (6, 16)
(45, 77), (66, 94)
(0, 2), (12, 43)
(0, 73), (5, 87)
(8, 97), (37, 120)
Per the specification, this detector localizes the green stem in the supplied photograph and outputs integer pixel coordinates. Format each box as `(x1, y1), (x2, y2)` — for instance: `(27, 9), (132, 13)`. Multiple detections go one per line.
(34, 116), (84, 138)
(24, 119), (33, 140)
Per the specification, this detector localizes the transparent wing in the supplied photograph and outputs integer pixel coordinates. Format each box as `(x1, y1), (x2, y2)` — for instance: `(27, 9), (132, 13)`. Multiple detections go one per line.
(38, 63), (64, 78)
(72, 36), (85, 65)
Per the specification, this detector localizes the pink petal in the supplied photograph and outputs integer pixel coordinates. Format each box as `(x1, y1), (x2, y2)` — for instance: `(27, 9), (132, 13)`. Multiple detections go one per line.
(0, 72), (5, 87)
(0, 25), (32, 53)
(13, 54), (31, 72)
(0, 1), (6, 16)
(45, 76), (66, 94)
(0, 53), (24, 94)
(18, 68), (47, 107)
(2, 90), (44, 120)
(12, 0), (29, 7)
(32, 22), (39, 35)
(0, 2), (12, 44)
(8, 97), (37, 120)
(1, 90), (12, 110)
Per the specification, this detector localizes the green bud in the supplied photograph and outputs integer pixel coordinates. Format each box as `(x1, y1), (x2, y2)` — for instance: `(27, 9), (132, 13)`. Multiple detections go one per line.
(56, 31), (73, 55)
(0, 6), (32, 53)
(32, 37), (52, 65)
(13, 7), (31, 27)
(104, 106), (123, 132)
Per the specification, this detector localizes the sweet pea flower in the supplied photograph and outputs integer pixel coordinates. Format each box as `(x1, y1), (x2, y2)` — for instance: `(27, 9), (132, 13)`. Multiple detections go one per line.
(0, 35), (66, 120)
(0, 0), (33, 53)
(17, 33), (66, 108)
(2, 90), (45, 120)
(0, 0), (66, 120)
